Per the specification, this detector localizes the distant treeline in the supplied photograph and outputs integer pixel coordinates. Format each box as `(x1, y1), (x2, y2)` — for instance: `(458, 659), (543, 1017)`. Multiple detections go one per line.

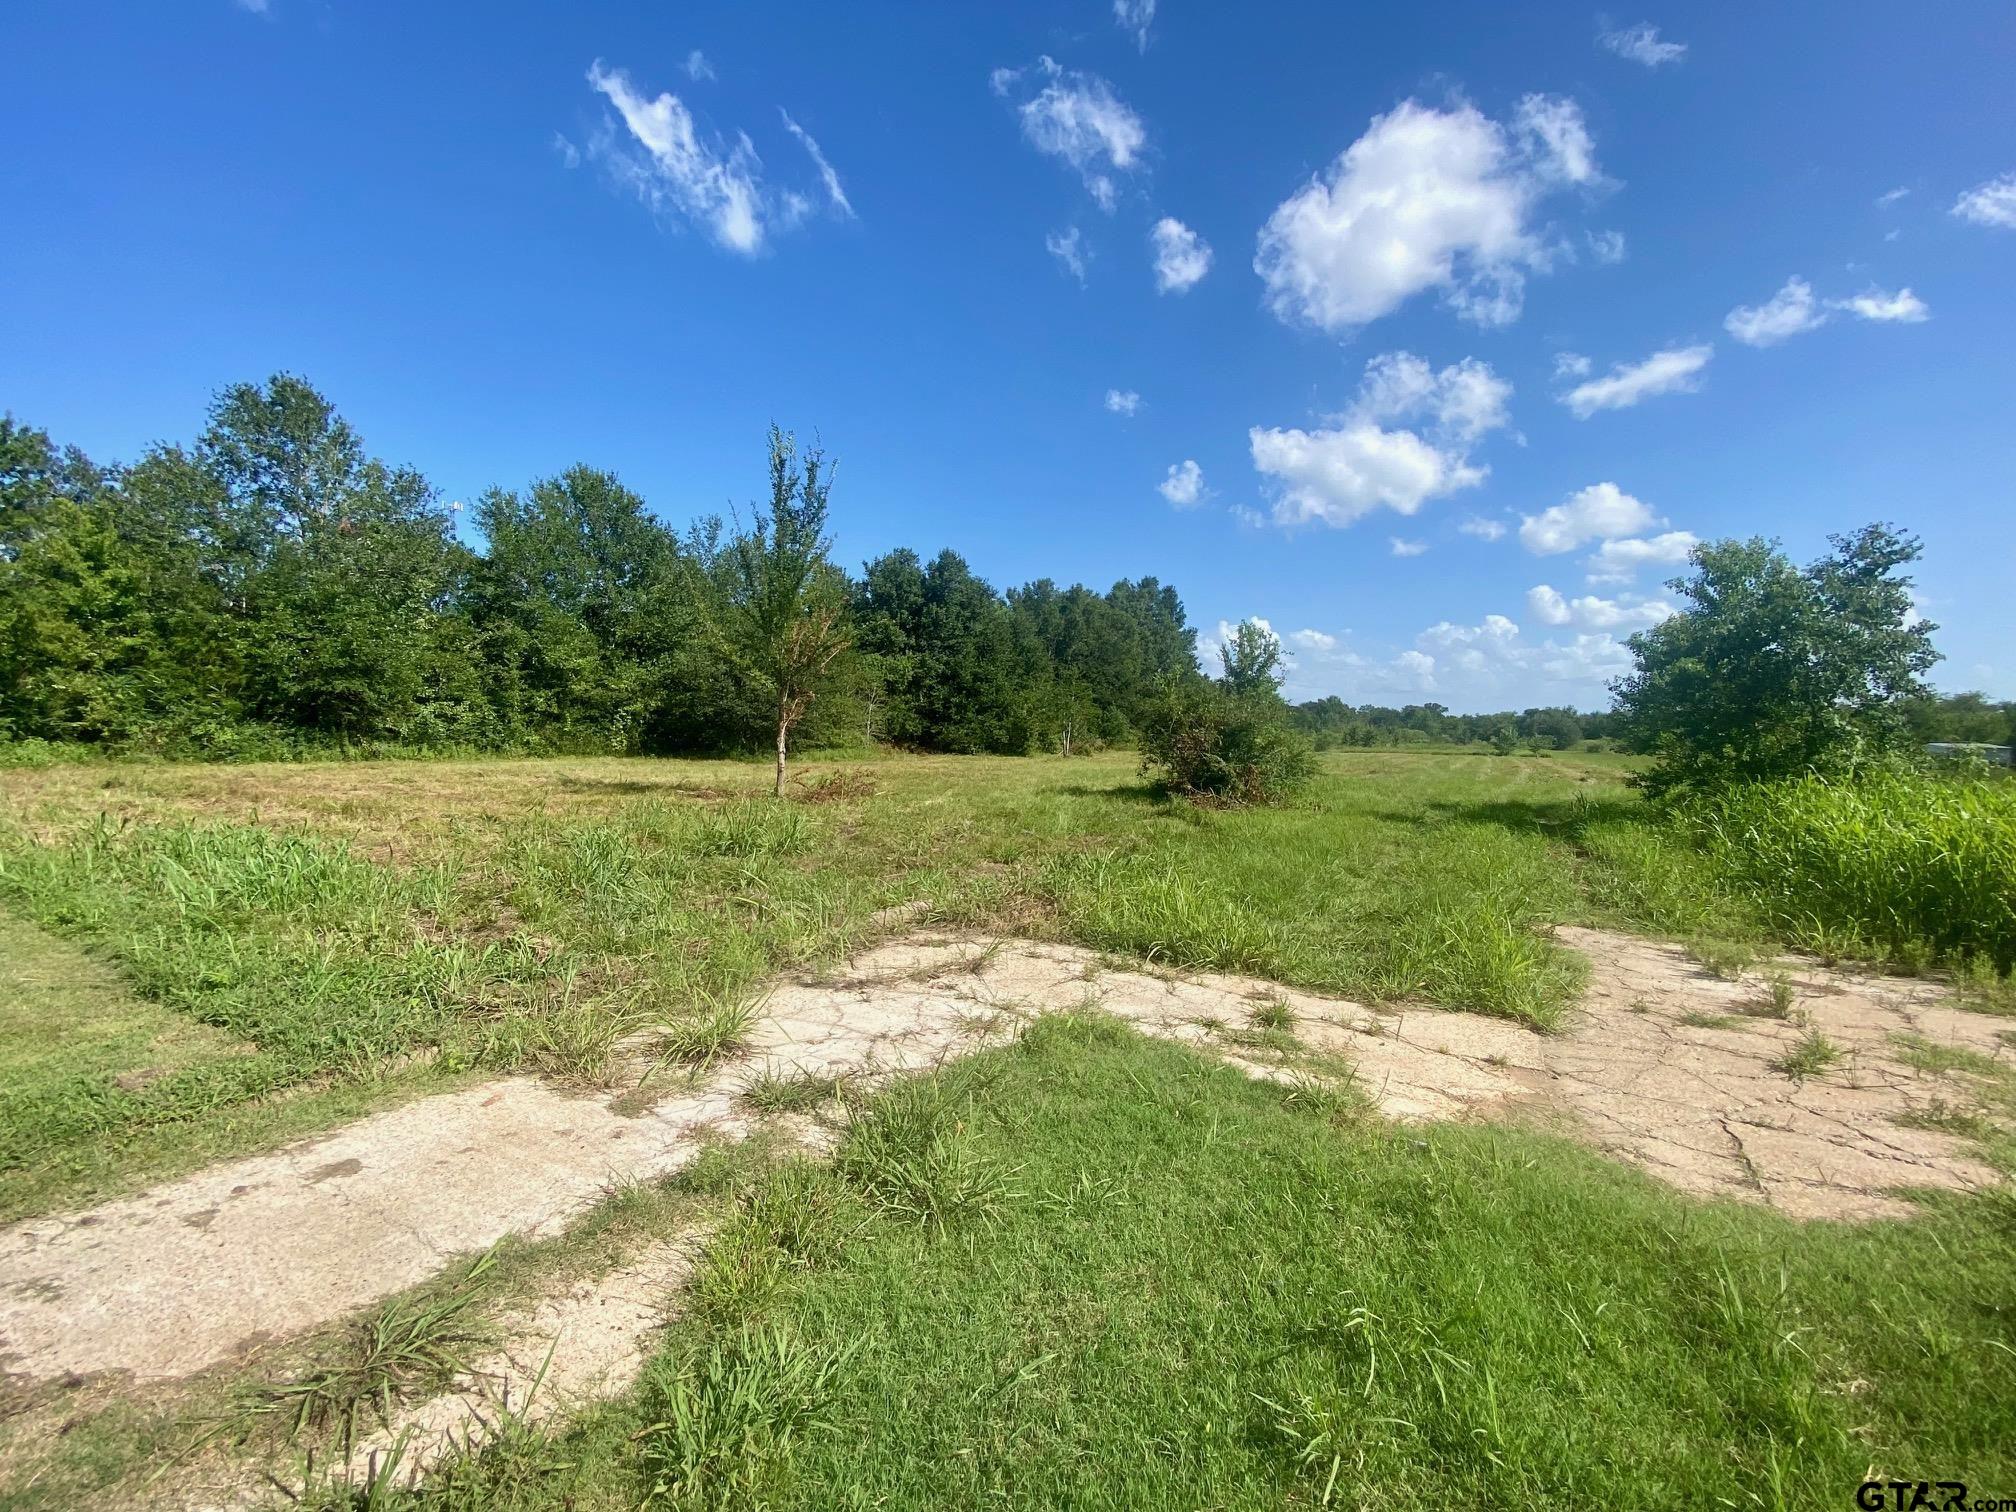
(1288, 699), (1612, 750)
(0, 376), (1197, 758)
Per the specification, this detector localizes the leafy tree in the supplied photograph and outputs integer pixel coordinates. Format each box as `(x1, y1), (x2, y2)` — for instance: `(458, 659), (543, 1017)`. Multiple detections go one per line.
(1612, 524), (1940, 793)
(718, 427), (854, 796)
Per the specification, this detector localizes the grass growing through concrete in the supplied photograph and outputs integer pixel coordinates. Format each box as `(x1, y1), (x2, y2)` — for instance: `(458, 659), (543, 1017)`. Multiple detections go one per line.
(0, 747), (1999, 1220)
(314, 1016), (2016, 1510)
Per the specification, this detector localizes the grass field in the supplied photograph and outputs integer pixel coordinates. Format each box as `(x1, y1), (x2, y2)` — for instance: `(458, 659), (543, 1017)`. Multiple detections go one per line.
(3, 749), (2013, 1510)
(0, 746), (1762, 1220)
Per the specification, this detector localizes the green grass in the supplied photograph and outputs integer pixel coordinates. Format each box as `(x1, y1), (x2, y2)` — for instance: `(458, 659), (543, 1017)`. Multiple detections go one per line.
(1680, 768), (2016, 975)
(1771, 1029), (1844, 1081)
(0, 747), (2001, 1220)
(317, 1017), (2016, 1510)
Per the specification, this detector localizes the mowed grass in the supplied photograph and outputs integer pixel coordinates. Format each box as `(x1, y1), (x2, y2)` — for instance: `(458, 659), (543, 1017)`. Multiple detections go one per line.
(317, 1018), (2016, 1511)
(0, 746), (1940, 1217)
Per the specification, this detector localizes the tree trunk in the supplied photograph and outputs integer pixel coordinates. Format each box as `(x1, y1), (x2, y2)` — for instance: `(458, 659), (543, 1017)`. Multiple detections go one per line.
(774, 695), (790, 798)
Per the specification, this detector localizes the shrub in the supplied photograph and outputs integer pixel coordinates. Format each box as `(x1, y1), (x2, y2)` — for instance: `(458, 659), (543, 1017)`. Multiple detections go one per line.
(1137, 682), (1317, 806)
(1137, 622), (1316, 807)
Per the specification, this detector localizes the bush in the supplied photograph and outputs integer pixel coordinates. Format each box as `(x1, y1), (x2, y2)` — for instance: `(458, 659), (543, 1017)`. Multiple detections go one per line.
(1676, 768), (2016, 973)
(1137, 680), (1316, 807)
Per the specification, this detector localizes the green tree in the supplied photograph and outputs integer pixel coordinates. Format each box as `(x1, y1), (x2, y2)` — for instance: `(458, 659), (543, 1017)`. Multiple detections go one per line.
(1612, 524), (1939, 793)
(1138, 618), (1315, 805)
(719, 427), (854, 796)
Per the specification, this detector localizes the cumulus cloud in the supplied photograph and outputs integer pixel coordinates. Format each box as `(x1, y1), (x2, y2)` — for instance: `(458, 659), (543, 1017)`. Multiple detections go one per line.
(1253, 96), (1603, 333)
(1159, 459), (1206, 508)
(1553, 352), (1593, 379)
(1837, 286), (1929, 323)
(1526, 584), (1674, 630)
(1598, 21), (1687, 66)
(1393, 649), (1439, 688)
(586, 61), (847, 255)
(1046, 226), (1089, 283)
(1458, 515), (1508, 541)
(1952, 173), (2016, 229)
(1289, 628), (1340, 654)
(1249, 351), (1512, 528)
(1113, 0), (1156, 51)
(1561, 344), (1712, 417)
(998, 57), (1146, 210)
(1584, 529), (1698, 583)
(1724, 276), (1827, 346)
(1150, 217), (1212, 293)
(1104, 388), (1142, 415)
(1520, 482), (1657, 554)
(1390, 537), (1429, 557)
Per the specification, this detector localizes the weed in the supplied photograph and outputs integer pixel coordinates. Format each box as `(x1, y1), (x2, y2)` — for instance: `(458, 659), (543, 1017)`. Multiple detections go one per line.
(639, 1325), (853, 1509)
(740, 1069), (851, 1116)
(1888, 1033), (2008, 1081)
(653, 994), (759, 1071)
(1250, 996), (1296, 1033)
(1678, 1010), (1745, 1030)
(1771, 1030), (1843, 1082)
(1895, 1100), (1993, 1139)
(249, 1249), (499, 1451)
(835, 1072), (1017, 1229)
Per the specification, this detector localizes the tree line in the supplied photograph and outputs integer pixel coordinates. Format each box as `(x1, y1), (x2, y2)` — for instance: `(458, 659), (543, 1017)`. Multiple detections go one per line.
(0, 376), (1200, 762)
(1288, 700), (1611, 751)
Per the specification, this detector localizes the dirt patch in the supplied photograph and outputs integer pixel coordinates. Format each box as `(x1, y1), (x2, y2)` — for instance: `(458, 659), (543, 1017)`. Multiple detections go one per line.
(3, 928), (2007, 1404)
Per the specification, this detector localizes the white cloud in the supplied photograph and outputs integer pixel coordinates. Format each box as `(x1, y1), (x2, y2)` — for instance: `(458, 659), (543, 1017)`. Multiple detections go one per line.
(1150, 217), (1212, 293)
(1527, 585), (1674, 630)
(1520, 482), (1657, 555)
(1351, 351), (1514, 443)
(1229, 503), (1267, 529)
(1837, 286), (1929, 323)
(1393, 650), (1438, 689)
(1253, 96), (1603, 333)
(1104, 388), (1142, 416)
(1584, 529), (1698, 583)
(233, 0), (270, 12)
(1249, 351), (1512, 528)
(1002, 57), (1146, 209)
(1390, 537), (1429, 557)
(1561, 344), (1712, 417)
(586, 61), (774, 254)
(779, 110), (854, 218)
(1159, 459), (1206, 508)
(1587, 228), (1627, 264)
(1289, 628), (1339, 654)
(1876, 186), (1910, 208)
(1046, 226), (1089, 283)
(1113, 0), (1156, 51)
(1458, 515), (1508, 541)
(1724, 276), (1827, 346)
(1952, 173), (2016, 230)
(1553, 351), (1593, 379)
(684, 50), (715, 81)
(1513, 94), (1602, 186)
(1599, 22), (1686, 66)
(1526, 584), (1571, 625)
(552, 132), (581, 169)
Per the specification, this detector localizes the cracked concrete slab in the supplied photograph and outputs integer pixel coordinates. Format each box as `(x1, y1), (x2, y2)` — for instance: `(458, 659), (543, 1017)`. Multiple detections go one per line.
(3, 926), (2009, 1400)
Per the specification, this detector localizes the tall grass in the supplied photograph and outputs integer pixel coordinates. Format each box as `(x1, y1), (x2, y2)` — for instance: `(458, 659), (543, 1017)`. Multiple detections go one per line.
(1679, 769), (2016, 973)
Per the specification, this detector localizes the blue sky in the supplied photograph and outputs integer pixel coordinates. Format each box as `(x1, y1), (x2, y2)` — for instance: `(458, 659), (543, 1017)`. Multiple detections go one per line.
(4, 1), (2012, 711)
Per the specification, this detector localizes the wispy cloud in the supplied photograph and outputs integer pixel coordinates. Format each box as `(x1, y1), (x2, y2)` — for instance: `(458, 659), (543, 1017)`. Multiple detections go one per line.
(1560, 345), (1712, 417)
(1724, 276), (1827, 346)
(1598, 20), (1687, 66)
(583, 61), (850, 255)
(1104, 388), (1142, 416)
(1113, 0), (1156, 51)
(1046, 227), (1089, 283)
(779, 110), (853, 218)
(994, 57), (1146, 212)
(1952, 172), (2016, 230)
(684, 50), (715, 82)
